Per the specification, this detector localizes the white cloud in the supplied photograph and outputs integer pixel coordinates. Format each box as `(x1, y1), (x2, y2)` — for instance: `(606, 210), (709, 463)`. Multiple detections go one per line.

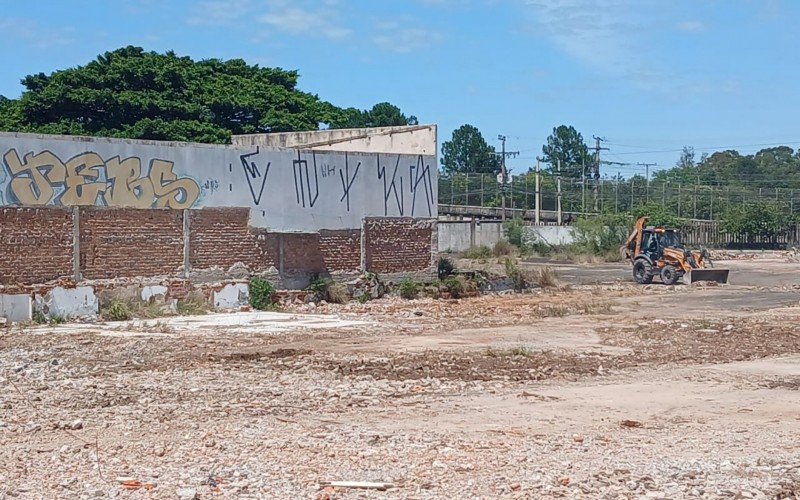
(187, 0), (352, 39)
(520, 0), (710, 93)
(187, 0), (255, 26)
(0, 18), (73, 49)
(371, 19), (443, 53)
(523, 0), (647, 72)
(676, 20), (706, 32)
(258, 1), (353, 40)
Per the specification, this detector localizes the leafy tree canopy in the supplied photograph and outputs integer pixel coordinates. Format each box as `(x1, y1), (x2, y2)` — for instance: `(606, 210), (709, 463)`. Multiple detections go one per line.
(0, 46), (417, 143)
(441, 124), (500, 175)
(721, 201), (788, 238)
(542, 125), (590, 178)
(327, 102), (417, 129)
(654, 145), (800, 188)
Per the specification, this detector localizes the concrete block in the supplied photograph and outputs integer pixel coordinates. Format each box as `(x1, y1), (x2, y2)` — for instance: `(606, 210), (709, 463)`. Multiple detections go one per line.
(37, 286), (98, 319)
(0, 294), (33, 323)
(141, 285), (168, 303)
(213, 283), (249, 310)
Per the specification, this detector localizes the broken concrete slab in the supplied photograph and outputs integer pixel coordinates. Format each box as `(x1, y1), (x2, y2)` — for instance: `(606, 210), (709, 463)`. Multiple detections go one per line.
(213, 283), (249, 310)
(0, 294), (32, 323)
(36, 286), (98, 319)
(141, 285), (169, 303)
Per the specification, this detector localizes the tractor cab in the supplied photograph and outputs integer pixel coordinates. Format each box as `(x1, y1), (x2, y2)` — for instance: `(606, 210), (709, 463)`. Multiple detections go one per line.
(639, 227), (683, 260)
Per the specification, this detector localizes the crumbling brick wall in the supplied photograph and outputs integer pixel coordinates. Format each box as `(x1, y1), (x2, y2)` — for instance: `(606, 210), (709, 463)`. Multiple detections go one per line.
(189, 208), (278, 272)
(0, 207), (434, 286)
(363, 218), (434, 273)
(0, 207), (73, 285)
(79, 208), (183, 279)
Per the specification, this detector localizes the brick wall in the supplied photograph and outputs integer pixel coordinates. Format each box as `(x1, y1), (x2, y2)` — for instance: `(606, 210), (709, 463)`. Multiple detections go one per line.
(189, 208), (278, 272)
(0, 207), (73, 285)
(364, 218), (433, 273)
(1, 207), (434, 286)
(79, 208), (184, 279)
(319, 230), (361, 272)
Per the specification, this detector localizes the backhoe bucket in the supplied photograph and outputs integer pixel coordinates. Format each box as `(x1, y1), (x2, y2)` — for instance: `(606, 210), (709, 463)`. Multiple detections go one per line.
(688, 268), (730, 284)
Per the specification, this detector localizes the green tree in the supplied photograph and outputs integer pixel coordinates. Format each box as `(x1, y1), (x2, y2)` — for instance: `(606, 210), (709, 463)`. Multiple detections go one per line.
(440, 124), (500, 175)
(0, 46), (417, 143)
(541, 125), (590, 178)
(721, 202), (788, 240)
(676, 146), (695, 169)
(362, 102), (417, 127)
(0, 96), (21, 131)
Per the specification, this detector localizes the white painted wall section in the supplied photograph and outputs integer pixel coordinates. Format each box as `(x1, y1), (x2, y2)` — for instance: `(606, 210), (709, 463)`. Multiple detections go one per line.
(0, 294), (32, 322)
(0, 132), (437, 232)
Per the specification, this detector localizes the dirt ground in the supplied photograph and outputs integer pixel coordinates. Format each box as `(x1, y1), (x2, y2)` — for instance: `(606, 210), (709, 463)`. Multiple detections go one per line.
(2, 258), (800, 499)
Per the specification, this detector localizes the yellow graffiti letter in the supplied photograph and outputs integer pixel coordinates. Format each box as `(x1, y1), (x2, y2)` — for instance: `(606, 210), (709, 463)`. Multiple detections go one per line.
(150, 159), (200, 209)
(3, 149), (67, 205)
(60, 152), (106, 206)
(105, 156), (155, 208)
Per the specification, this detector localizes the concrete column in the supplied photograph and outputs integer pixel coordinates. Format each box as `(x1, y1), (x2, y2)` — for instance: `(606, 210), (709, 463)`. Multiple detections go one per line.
(278, 233), (285, 276)
(360, 218), (368, 272)
(469, 218), (477, 248)
(182, 209), (191, 278)
(72, 207), (81, 282)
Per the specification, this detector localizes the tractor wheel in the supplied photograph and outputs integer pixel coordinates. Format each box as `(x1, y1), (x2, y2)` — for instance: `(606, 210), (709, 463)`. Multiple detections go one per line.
(661, 265), (680, 285)
(633, 259), (653, 284)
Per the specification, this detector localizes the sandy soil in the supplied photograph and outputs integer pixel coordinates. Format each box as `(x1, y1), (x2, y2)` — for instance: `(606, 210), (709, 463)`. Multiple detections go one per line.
(1, 259), (799, 499)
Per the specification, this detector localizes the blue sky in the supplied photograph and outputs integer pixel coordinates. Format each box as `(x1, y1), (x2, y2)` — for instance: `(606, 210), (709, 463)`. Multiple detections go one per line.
(1, 0), (798, 177)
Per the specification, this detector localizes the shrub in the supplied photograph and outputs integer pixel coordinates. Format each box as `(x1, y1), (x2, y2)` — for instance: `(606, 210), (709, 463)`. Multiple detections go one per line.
(492, 240), (515, 256)
(503, 218), (525, 247)
(570, 214), (629, 258)
(101, 300), (132, 321)
(176, 297), (210, 316)
(48, 315), (65, 325)
(532, 266), (559, 288)
(398, 279), (420, 299)
(462, 245), (492, 259)
(32, 310), (47, 324)
(633, 202), (683, 229)
(504, 258), (527, 292)
(309, 277), (349, 304)
(249, 278), (277, 310)
(722, 201), (788, 240)
(437, 256), (455, 279)
(443, 276), (466, 298)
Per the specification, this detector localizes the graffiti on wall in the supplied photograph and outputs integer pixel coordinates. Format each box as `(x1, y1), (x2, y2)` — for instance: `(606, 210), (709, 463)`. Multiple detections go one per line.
(0, 135), (437, 231)
(2, 149), (200, 208)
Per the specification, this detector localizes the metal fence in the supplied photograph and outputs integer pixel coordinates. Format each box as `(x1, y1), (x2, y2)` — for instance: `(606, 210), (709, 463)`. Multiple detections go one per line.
(438, 173), (799, 220)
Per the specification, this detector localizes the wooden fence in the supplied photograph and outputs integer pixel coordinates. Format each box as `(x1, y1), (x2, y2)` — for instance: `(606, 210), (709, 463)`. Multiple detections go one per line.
(681, 219), (800, 249)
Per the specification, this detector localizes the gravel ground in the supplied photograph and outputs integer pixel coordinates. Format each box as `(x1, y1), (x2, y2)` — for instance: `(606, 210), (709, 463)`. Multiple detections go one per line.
(1, 275), (799, 499)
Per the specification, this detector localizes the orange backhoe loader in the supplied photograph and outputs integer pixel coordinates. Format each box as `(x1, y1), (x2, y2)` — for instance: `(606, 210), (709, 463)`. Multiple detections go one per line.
(622, 217), (729, 285)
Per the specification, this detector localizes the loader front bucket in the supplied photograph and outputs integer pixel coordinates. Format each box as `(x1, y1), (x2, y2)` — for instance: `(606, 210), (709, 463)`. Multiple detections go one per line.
(688, 268), (730, 284)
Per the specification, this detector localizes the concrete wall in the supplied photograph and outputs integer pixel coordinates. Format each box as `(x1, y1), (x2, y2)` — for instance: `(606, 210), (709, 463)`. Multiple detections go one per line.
(232, 125), (437, 156)
(524, 226), (576, 246)
(0, 132), (437, 232)
(437, 221), (576, 252)
(437, 220), (504, 252)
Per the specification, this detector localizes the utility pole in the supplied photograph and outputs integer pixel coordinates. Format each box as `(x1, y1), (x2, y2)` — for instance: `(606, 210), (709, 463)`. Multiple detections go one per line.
(496, 135), (519, 221)
(592, 136), (609, 212)
(535, 158), (541, 225)
(557, 159), (563, 225)
(615, 172), (619, 213)
(581, 156), (586, 214)
(638, 162), (657, 203)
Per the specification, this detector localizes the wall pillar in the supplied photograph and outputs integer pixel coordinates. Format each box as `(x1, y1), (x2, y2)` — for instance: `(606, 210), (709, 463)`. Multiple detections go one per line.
(72, 207), (81, 282)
